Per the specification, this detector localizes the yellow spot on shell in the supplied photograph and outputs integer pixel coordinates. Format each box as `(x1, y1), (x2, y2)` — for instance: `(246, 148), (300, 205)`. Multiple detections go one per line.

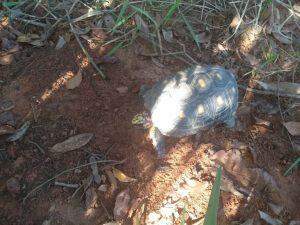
(216, 96), (224, 106)
(216, 73), (222, 79)
(197, 105), (204, 114)
(179, 111), (185, 119)
(198, 79), (206, 88)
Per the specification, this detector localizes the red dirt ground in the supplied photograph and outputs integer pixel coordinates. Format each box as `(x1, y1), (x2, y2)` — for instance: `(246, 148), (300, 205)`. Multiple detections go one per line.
(0, 40), (299, 225)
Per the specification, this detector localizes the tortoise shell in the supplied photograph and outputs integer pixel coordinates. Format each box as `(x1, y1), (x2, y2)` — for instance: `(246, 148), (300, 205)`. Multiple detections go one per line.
(142, 65), (238, 137)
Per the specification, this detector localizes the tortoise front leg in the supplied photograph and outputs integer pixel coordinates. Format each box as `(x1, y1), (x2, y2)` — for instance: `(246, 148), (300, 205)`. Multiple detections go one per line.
(149, 126), (166, 158)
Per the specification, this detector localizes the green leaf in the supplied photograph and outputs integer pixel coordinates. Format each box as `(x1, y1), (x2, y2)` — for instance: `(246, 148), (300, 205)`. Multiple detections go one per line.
(203, 166), (222, 225)
(181, 13), (200, 48)
(162, 0), (181, 25)
(284, 157), (300, 176)
(130, 4), (158, 27)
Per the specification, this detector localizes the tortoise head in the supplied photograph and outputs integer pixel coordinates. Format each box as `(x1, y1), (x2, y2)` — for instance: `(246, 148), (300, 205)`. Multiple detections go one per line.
(132, 112), (152, 129)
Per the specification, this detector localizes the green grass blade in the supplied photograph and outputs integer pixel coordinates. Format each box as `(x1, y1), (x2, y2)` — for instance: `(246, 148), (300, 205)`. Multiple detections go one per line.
(115, 0), (129, 26)
(112, 12), (135, 33)
(130, 4), (158, 27)
(162, 0), (181, 25)
(180, 206), (187, 225)
(284, 157), (300, 176)
(203, 166), (222, 225)
(181, 13), (200, 49)
(107, 41), (124, 56)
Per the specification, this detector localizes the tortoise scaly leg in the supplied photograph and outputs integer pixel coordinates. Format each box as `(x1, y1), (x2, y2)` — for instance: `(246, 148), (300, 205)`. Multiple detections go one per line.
(149, 126), (166, 158)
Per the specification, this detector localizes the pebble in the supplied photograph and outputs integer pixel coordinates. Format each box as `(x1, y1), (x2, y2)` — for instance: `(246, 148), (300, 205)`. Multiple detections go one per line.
(157, 217), (173, 225)
(185, 178), (198, 187)
(0, 111), (15, 126)
(6, 177), (20, 194)
(0, 99), (14, 112)
(147, 212), (161, 223)
(98, 184), (108, 192)
(177, 187), (189, 197)
(13, 157), (25, 169)
(159, 203), (176, 218)
(116, 86), (128, 94)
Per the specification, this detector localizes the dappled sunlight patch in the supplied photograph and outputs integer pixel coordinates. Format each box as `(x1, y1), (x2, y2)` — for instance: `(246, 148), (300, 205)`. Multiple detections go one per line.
(40, 70), (75, 101)
(239, 25), (263, 53)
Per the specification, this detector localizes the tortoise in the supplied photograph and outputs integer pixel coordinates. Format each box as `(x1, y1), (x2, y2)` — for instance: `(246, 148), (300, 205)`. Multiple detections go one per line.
(132, 65), (238, 158)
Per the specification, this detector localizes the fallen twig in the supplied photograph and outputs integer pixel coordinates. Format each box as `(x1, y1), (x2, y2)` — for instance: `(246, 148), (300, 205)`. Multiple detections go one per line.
(23, 159), (125, 204)
(238, 84), (300, 99)
(66, 14), (107, 80)
(28, 140), (45, 154)
(54, 181), (79, 189)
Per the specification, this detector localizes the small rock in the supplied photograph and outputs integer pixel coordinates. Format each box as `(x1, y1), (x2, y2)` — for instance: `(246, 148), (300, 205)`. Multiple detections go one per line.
(147, 212), (161, 223)
(185, 178), (198, 187)
(289, 221), (300, 225)
(157, 217), (173, 225)
(0, 54), (14, 65)
(6, 177), (20, 194)
(116, 86), (128, 94)
(42, 220), (51, 225)
(0, 99), (15, 113)
(98, 184), (108, 192)
(13, 157), (25, 169)
(104, 14), (115, 29)
(251, 100), (279, 115)
(0, 111), (16, 126)
(177, 188), (189, 197)
(159, 203), (176, 218)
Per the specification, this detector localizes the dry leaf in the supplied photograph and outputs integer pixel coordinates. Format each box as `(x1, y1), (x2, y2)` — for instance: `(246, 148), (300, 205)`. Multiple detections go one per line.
(17, 35), (31, 43)
(268, 203), (283, 215)
(55, 36), (66, 50)
(7, 121), (30, 142)
(259, 210), (282, 225)
(0, 125), (15, 135)
(105, 169), (117, 192)
(85, 187), (98, 217)
(241, 219), (254, 225)
(50, 133), (93, 153)
(243, 52), (260, 67)
(112, 167), (137, 183)
(283, 122), (300, 136)
(134, 14), (149, 35)
(89, 155), (101, 184)
(66, 69), (82, 89)
(114, 189), (130, 220)
(196, 32), (211, 44)
(272, 31), (293, 45)
(162, 29), (173, 43)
